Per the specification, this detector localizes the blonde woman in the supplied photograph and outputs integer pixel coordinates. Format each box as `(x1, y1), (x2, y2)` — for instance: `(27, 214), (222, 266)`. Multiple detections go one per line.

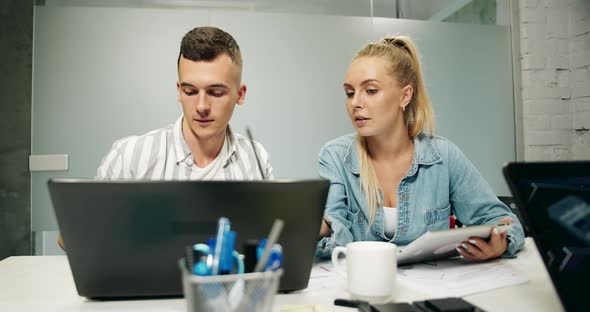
(317, 37), (524, 261)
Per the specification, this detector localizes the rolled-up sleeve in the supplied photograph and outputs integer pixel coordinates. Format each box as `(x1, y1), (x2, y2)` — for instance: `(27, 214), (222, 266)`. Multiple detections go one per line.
(316, 147), (355, 258)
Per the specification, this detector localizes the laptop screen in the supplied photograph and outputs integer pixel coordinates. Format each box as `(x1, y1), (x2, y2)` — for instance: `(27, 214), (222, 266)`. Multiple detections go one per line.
(510, 171), (590, 312)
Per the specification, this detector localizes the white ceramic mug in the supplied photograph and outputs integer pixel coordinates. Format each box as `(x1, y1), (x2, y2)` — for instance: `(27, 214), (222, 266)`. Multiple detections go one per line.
(331, 241), (397, 303)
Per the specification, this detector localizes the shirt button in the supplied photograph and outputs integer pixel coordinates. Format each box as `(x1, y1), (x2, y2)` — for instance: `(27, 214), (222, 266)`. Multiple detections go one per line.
(400, 194), (406, 201)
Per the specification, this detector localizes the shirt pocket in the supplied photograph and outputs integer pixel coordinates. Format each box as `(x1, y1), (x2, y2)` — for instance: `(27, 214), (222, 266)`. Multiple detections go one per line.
(347, 207), (366, 240)
(424, 203), (451, 226)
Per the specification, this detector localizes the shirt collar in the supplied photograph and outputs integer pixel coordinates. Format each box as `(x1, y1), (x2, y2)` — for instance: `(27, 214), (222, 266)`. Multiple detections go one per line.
(173, 116), (191, 166)
(223, 126), (239, 166)
(406, 133), (442, 177)
(343, 133), (442, 176)
(173, 116), (237, 167)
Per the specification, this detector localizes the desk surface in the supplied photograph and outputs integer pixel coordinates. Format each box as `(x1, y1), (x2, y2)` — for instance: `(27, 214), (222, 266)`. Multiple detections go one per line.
(0, 238), (563, 312)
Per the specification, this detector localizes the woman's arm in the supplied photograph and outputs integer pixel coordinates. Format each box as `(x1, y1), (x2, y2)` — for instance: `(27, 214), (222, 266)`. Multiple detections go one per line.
(319, 217), (331, 238)
(446, 141), (525, 258)
(57, 233), (65, 251)
(316, 147), (355, 258)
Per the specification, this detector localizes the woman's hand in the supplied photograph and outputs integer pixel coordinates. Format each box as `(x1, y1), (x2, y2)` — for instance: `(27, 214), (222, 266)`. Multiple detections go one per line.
(457, 217), (512, 261)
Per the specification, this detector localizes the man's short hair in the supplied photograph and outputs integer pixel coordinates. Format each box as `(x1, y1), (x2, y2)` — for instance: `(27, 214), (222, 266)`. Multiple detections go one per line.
(177, 26), (242, 68)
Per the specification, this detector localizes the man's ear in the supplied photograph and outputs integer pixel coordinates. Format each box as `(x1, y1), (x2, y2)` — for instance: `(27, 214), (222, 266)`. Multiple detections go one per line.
(400, 85), (414, 110)
(176, 81), (182, 102)
(236, 84), (247, 105)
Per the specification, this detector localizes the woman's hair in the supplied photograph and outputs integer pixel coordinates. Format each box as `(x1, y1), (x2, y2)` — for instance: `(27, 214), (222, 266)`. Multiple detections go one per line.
(354, 36), (435, 225)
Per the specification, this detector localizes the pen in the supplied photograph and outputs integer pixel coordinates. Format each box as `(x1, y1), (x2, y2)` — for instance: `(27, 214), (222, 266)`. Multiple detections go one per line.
(212, 217), (230, 275)
(254, 219), (284, 272)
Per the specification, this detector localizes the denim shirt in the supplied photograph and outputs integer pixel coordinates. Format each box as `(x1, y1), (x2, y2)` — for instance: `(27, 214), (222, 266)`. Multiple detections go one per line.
(316, 133), (525, 258)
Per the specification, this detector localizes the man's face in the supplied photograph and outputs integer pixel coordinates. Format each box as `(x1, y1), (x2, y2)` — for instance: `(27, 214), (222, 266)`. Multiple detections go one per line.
(177, 54), (246, 141)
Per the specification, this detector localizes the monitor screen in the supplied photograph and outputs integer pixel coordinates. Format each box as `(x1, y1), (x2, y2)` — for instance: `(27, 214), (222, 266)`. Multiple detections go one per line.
(515, 177), (590, 312)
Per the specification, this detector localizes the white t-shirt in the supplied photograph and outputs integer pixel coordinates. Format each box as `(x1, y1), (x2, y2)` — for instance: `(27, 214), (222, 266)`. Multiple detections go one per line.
(188, 134), (230, 180)
(383, 206), (398, 237)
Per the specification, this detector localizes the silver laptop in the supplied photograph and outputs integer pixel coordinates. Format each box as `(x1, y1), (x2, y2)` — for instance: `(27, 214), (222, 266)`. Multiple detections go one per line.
(48, 179), (329, 298)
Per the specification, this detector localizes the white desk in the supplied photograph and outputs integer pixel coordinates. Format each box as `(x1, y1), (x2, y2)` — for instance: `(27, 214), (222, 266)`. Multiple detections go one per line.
(0, 238), (563, 311)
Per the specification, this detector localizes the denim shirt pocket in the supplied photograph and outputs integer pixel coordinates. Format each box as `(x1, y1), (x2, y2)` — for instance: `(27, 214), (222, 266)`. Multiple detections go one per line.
(424, 203), (451, 226)
(347, 206), (366, 241)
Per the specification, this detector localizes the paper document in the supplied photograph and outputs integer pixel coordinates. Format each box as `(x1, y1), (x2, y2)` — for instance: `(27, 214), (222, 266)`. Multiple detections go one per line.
(397, 259), (529, 298)
(305, 261), (345, 293)
(309, 261), (334, 279)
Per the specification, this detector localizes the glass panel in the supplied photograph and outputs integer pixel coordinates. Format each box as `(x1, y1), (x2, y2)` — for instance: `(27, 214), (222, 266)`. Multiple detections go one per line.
(42, 0), (507, 25)
(32, 5), (515, 239)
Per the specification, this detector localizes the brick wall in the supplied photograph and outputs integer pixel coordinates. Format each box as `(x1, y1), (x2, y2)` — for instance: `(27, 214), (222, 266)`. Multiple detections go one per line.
(520, 0), (590, 160)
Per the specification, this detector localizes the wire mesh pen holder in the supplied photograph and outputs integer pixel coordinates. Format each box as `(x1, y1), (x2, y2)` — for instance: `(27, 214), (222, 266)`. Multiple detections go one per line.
(179, 259), (283, 312)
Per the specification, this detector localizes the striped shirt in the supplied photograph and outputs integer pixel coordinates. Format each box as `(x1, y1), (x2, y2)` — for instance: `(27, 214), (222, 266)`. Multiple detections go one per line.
(96, 116), (273, 180)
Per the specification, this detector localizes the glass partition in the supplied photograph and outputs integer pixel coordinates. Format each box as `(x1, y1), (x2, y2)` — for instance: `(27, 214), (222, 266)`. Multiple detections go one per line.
(31, 1), (516, 253)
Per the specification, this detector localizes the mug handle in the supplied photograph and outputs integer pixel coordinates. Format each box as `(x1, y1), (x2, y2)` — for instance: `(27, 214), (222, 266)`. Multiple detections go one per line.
(331, 246), (347, 277)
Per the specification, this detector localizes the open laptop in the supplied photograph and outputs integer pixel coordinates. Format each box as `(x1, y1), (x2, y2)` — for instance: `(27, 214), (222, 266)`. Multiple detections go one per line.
(48, 179), (329, 299)
(503, 161), (590, 312)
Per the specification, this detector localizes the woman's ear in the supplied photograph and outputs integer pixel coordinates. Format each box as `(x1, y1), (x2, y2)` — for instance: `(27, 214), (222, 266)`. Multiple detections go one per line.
(400, 85), (414, 110)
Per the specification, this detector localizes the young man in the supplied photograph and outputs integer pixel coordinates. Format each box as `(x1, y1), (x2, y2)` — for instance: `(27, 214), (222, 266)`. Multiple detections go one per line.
(58, 26), (272, 250)
(97, 26), (272, 180)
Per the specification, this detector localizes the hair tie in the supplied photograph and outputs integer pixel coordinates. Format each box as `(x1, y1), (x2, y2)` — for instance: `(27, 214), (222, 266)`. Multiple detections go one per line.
(383, 37), (406, 49)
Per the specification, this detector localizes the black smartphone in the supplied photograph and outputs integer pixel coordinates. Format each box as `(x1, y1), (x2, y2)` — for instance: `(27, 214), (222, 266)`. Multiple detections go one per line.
(413, 297), (485, 312)
(371, 302), (423, 312)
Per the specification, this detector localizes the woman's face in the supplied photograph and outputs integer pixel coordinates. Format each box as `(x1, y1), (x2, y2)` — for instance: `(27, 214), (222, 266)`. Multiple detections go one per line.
(343, 56), (411, 138)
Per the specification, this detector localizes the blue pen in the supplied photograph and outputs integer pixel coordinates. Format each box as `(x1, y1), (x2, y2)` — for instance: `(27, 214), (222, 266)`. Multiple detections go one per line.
(212, 217), (230, 275)
(220, 231), (237, 274)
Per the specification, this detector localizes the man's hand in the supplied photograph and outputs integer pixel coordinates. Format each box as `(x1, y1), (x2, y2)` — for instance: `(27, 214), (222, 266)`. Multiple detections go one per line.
(456, 217), (511, 261)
